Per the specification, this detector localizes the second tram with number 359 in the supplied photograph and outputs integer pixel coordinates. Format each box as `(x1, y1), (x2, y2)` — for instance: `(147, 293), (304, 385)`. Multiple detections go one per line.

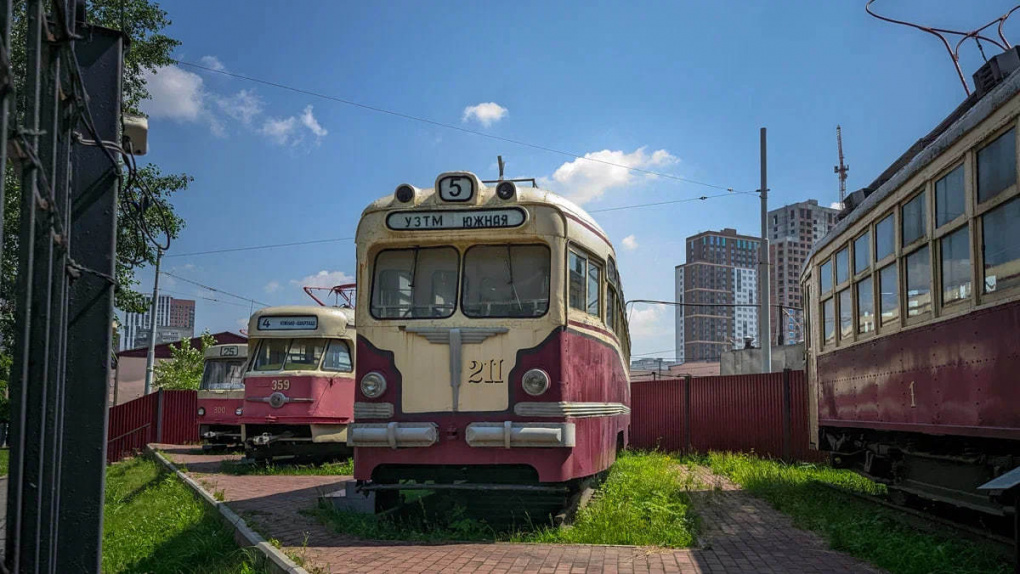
(349, 171), (631, 511)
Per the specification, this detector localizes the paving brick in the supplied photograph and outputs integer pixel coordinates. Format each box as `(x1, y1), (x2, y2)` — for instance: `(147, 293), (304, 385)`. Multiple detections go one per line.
(155, 444), (884, 574)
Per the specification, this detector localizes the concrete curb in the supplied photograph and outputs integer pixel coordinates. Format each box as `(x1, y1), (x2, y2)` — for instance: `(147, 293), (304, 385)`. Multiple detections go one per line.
(146, 446), (309, 574)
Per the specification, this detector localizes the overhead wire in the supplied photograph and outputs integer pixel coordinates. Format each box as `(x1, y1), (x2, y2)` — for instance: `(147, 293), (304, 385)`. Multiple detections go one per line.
(164, 236), (355, 258)
(175, 59), (745, 193)
(161, 270), (270, 307)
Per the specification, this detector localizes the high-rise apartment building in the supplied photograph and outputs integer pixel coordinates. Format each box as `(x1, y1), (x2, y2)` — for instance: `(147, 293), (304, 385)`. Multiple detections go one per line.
(121, 295), (196, 351)
(674, 228), (760, 363)
(767, 200), (840, 344)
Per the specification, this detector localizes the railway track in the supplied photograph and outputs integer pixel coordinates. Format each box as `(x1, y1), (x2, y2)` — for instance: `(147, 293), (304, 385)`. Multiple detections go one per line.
(815, 481), (1015, 558)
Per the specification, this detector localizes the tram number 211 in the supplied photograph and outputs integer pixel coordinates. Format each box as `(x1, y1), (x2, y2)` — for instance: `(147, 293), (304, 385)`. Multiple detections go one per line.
(468, 359), (504, 384)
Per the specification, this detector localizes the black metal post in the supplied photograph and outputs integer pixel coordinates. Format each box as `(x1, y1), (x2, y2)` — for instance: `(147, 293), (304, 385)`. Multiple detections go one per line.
(782, 368), (792, 461)
(58, 24), (123, 573)
(683, 374), (692, 454)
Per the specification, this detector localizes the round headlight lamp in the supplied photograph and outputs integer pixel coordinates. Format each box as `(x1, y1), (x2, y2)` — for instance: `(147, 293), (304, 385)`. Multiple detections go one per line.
(496, 181), (516, 200)
(395, 184), (416, 203)
(521, 369), (550, 396)
(361, 371), (387, 398)
(197, 406), (205, 416)
(234, 407), (243, 416)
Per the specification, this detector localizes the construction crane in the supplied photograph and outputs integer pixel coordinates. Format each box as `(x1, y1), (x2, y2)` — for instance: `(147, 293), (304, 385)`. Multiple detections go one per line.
(834, 125), (849, 208)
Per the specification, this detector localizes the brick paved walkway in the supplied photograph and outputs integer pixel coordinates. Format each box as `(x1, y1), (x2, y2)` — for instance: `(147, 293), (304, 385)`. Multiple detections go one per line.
(157, 446), (882, 574)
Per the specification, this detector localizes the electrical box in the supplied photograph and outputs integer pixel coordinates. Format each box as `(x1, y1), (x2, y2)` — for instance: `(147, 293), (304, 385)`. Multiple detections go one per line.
(122, 113), (148, 155)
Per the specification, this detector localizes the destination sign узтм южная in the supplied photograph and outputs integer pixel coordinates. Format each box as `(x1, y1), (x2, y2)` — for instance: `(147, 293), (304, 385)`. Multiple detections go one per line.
(257, 316), (319, 331)
(386, 208), (526, 230)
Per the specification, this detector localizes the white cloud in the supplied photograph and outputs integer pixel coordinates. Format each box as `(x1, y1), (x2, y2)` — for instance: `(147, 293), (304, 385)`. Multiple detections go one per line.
(829, 201), (843, 210)
(200, 55), (226, 72)
(622, 235), (638, 250)
(628, 305), (667, 338)
(215, 89), (263, 125)
(141, 65), (205, 122)
(540, 147), (677, 204)
(259, 116), (298, 145)
(291, 270), (355, 288)
(462, 102), (508, 127)
(264, 280), (281, 294)
(300, 105), (328, 137)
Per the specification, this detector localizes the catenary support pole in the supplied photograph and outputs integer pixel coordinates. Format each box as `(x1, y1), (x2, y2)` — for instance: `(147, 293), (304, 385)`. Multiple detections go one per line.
(758, 127), (772, 373)
(143, 249), (163, 395)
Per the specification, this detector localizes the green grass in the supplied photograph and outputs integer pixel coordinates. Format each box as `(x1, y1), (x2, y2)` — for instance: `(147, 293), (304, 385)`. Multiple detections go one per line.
(220, 458), (353, 476)
(0, 448), (8, 476)
(701, 452), (1010, 574)
(103, 456), (270, 574)
(313, 450), (699, 547)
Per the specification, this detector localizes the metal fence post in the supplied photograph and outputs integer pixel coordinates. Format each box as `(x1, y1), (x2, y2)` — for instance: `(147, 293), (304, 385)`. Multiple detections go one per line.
(683, 375), (692, 454)
(782, 368), (792, 461)
(156, 388), (164, 443)
(58, 22), (123, 573)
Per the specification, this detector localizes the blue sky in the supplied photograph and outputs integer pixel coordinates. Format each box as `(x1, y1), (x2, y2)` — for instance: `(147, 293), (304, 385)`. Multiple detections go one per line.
(137, 0), (1011, 359)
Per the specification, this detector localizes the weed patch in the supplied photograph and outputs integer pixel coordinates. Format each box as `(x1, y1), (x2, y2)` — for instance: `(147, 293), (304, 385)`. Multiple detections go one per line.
(221, 458), (353, 476)
(313, 451), (699, 547)
(103, 457), (269, 573)
(701, 452), (1010, 574)
(0, 448), (8, 476)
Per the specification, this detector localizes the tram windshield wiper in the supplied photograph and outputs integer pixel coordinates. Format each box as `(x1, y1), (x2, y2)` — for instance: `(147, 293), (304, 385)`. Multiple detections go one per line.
(406, 246), (420, 318)
(504, 245), (523, 312)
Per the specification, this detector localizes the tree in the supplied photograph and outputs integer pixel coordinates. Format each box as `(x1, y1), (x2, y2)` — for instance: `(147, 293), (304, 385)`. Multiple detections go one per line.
(0, 0), (193, 407)
(153, 331), (216, 391)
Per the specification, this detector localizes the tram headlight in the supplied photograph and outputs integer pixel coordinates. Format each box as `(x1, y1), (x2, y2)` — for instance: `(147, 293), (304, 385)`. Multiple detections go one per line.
(197, 407), (205, 417)
(235, 407), (243, 416)
(522, 369), (550, 396)
(496, 181), (516, 200)
(360, 371), (387, 398)
(395, 184), (416, 203)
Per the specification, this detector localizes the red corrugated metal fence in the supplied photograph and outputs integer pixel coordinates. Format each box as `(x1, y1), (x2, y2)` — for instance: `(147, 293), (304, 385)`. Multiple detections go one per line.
(106, 389), (198, 463)
(631, 370), (820, 460)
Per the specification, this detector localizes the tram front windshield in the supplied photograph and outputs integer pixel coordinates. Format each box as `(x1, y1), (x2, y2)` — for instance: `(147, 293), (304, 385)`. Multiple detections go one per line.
(200, 359), (246, 390)
(250, 338), (353, 373)
(371, 244), (550, 319)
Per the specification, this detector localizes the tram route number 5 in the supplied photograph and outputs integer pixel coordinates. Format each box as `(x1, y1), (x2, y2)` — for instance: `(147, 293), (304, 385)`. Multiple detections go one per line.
(468, 359), (504, 384)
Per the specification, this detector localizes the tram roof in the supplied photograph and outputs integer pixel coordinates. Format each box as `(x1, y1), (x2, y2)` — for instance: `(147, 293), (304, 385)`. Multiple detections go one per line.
(806, 60), (1020, 271)
(248, 305), (354, 339)
(360, 175), (608, 240)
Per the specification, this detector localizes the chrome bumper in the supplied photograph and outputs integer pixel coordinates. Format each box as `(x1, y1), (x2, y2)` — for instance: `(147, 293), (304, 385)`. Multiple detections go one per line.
(347, 421), (575, 449)
(347, 422), (439, 448)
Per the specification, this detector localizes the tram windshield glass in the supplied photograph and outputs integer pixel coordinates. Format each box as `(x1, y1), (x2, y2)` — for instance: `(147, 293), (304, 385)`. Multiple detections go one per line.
(371, 247), (458, 318)
(251, 338), (351, 372)
(200, 359), (246, 390)
(462, 244), (550, 317)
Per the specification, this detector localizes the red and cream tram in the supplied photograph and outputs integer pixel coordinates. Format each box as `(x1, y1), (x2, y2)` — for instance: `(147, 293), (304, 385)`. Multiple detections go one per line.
(803, 51), (1020, 517)
(240, 305), (356, 461)
(197, 343), (248, 446)
(349, 171), (631, 502)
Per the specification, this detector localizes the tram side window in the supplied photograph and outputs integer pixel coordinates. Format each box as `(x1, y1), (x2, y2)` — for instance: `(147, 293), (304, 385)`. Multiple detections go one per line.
(461, 245), (551, 318)
(835, 248), (849, 284)
(322, 339), (353, 372)
(371, 247), (459, 319)
(822, 298), (835, 344)
(819, 259), (832, 294)
(568, 251), (586, 311)
(935, 165), (965, 227)
(856, 277), (874, 334)
(902, 191), (927, 246)
(875, 214), (894, 260)
(587, 261), (602, 317)
(977, 128), (1016, 203)
(606, 287), (617, 332)
(879, 263), (899, 325)
(285, 339), (326, 371)
(905, 246), (931, 317)
(982, 197), (1020, 293)
(253, 339), (289, 371)
(940, 226), (972, 305)
(838, 289), (852, 340)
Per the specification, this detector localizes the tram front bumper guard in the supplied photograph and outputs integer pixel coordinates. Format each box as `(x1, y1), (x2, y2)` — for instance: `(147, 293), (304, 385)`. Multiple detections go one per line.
(465, 422), (575, 448)
(347, 422), (439, 449)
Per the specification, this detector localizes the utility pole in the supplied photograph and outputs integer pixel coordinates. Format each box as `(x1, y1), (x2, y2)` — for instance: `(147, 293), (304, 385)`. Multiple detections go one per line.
(143, 249), (163, 395)
(758, 127), (772, 373)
